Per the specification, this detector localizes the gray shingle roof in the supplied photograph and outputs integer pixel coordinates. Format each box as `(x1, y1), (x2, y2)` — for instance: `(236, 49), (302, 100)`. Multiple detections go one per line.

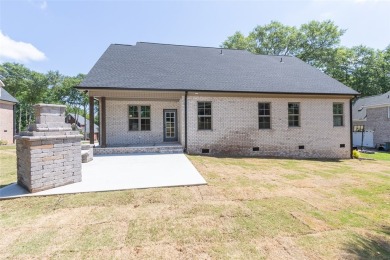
(0, 87), (18, 103)
(78, 42), (358, 95)
(352, 91), (390, 120)
(67, 113), (99, 133)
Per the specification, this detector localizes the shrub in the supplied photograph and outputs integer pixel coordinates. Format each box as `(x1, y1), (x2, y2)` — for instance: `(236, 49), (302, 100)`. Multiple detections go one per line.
(0, 140), (8, 145)
(353, 150), (361, 159)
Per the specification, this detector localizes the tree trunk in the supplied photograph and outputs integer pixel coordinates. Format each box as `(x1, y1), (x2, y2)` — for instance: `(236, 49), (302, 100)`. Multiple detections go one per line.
(25, 105), (28, 130)
(28, 108), (31, 126)
(18, 105), (21, 133)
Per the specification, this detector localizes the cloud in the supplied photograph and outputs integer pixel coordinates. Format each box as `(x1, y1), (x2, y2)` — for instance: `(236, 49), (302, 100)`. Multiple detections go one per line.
(0, 31), (46, 62)
(27, 0), (48, 11)
(40, 0), (48, 10)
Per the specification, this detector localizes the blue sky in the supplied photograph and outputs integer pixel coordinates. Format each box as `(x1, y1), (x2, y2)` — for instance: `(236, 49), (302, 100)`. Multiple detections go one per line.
(0, 0), (389, 76)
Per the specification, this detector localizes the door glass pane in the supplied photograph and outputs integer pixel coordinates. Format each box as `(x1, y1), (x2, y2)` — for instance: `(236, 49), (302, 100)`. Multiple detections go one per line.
(165, 111), (176, 139)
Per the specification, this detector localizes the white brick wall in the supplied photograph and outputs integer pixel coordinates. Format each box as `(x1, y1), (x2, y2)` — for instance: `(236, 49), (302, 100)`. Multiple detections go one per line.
(186, 95), (351, 158)
(102, 92), (352, 159)
(106, 99), (180, 146)
(0, 102), (14, 144)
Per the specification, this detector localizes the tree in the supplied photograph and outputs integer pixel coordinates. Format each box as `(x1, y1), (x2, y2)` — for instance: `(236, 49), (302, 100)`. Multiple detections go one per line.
(0, 63), (88, 132)
(250, 21), (300, 55)
(297, 20), (346, 69)
(221, 31), (255, 51)
(0, 63), (50, 131)
(326, 47), (355, 86)
(51, 74), (86, 116)
(375, 45), (390, 94)
(350, 46), (377, 96)
(222, 20), (390, 97)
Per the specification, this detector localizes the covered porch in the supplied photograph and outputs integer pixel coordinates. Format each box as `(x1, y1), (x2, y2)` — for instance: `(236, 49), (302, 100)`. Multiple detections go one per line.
(87, 89), (187, 153)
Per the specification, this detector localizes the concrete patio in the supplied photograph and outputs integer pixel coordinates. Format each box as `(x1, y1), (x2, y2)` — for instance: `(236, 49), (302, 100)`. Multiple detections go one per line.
(0, 153), (207, 199)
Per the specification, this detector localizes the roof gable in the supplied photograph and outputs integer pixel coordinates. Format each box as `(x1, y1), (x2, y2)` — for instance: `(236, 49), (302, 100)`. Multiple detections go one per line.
(67, 113), (99, 132)
(0, 86), (18, 103)
(353, 91), (390, 120)
(79, 42), (358, 96)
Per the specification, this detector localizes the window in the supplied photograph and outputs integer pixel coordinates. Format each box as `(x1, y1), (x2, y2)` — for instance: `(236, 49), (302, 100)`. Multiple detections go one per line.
(333, 103), (344, 126)
(198, 102), (212, 130)
(258, 103), (271, 129)
(353, 125), (364, 132)
(288, 103), (300, 127)
(129, 105), (150, 131)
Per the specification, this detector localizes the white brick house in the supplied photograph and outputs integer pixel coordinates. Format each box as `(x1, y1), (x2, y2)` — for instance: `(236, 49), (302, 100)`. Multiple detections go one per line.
(77, 42), (358, 158)
(352, 91), (390, 148)
(0, 80), (18, 144)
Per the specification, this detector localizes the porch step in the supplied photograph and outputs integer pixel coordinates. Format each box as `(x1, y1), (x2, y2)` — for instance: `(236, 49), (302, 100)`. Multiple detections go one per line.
(94, 145), (184, 155)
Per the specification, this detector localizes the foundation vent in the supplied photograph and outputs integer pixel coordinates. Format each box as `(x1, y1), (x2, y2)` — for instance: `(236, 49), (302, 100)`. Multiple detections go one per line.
(340, 144), (345, 148)
(298, 145), (305, 150)
(252, 147), (260, 151)
(201, 149), (210, 154)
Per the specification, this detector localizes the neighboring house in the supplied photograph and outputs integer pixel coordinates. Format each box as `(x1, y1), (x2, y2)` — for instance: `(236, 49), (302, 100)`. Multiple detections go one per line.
(0, 80), (18, 144)
(76, 42), (358, 158)
(65, 113), (99, 141)
(352, 91), (390, 148)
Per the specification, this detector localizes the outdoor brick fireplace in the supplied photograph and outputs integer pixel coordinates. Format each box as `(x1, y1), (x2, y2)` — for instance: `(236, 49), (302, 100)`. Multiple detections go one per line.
(15, 104), (82, 193)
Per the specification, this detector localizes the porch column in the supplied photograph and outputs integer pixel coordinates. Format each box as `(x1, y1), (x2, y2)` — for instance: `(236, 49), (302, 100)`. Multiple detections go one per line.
(89, 96), (94, 145)
(101, 97), (107, 147)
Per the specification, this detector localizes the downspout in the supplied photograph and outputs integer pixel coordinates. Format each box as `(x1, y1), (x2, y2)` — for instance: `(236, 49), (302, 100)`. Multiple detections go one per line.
(350, 98), (354, 159)
(184, 91), (188, 153)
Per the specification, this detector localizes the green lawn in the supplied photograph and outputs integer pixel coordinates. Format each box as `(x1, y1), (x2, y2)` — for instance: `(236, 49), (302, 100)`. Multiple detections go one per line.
(0, 145), (16, 188)
(1, 147), (389, 259)
(360, 150), (390, 161)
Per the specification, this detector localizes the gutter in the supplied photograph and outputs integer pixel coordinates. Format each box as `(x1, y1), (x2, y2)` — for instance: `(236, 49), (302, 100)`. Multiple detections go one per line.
(74, 86), (358, 97)
(363, 103), (390, 109)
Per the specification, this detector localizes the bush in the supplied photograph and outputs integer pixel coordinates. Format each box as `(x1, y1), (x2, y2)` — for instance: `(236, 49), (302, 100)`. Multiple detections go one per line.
(0, 140), (8, 145)
(353, 150), (361, 159)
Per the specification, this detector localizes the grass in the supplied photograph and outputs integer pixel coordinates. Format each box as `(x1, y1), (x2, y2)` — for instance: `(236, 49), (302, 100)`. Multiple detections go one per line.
(0, 147), (389, 259)
(0, 145), (16, 188)
(360, 150), (390, 161)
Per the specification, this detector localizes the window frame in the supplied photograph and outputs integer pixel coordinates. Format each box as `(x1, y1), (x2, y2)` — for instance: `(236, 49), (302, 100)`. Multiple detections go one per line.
(128, 105), (151, 131)
(258, 102), (271, 129)
(333, 103), (344, 127)
(197, 101), (212, 130)
(288, 102), (300, 127)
